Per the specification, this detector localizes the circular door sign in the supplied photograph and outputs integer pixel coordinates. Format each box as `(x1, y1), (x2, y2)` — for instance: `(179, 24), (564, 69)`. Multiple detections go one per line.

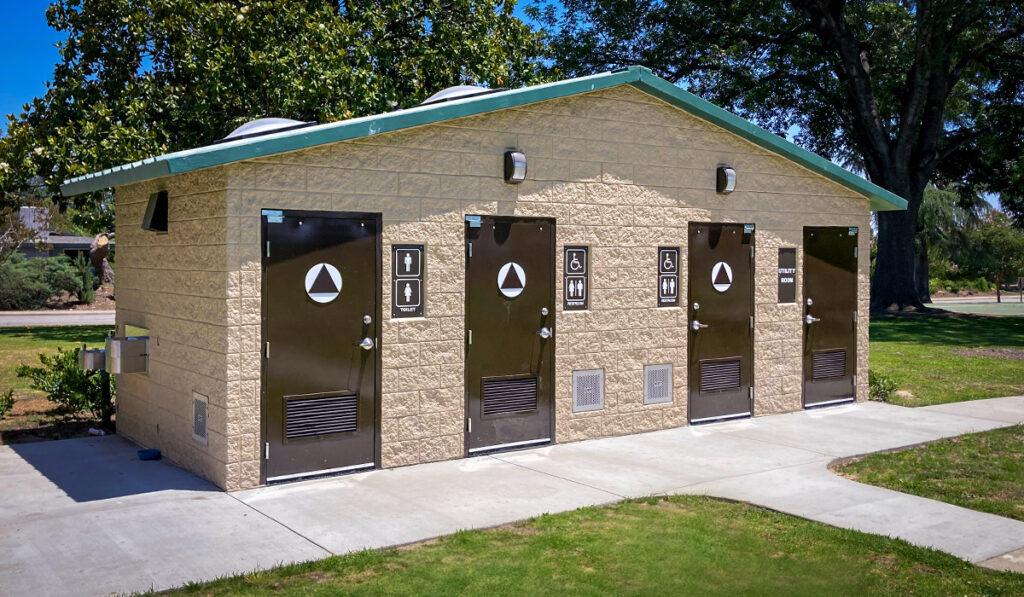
(711, 261), (733, 293)
(305, 263), (342, 303)
(497, 262), (526, 298)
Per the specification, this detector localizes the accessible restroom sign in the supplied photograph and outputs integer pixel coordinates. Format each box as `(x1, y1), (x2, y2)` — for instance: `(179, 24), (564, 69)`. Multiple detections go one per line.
(563, 246), (589, 311)
(392, 244), (424, 318)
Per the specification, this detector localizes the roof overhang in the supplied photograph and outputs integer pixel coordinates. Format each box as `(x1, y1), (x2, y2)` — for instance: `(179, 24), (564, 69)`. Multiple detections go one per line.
(61, 66), (906, 211)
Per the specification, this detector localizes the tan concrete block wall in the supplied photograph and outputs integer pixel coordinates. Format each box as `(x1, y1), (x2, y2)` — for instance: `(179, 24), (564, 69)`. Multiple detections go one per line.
(114, 169), (237, 489)
(116, 83), (871, 489)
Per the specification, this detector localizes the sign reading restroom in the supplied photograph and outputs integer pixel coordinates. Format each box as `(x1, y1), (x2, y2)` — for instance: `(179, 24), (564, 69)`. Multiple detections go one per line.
(392, 244), (424, 318)
(563, 246), (589, 311)
(658, 247), (680, 307)
(777, 248), (796, 303)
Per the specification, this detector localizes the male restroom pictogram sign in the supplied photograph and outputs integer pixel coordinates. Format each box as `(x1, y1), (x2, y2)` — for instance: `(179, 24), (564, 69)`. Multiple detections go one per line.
(658, 247), (680, 307)
(392, 245), (424, 318)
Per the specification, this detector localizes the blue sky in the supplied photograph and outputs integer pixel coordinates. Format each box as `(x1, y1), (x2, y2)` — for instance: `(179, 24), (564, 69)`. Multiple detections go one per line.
(0, 1), (64, 131)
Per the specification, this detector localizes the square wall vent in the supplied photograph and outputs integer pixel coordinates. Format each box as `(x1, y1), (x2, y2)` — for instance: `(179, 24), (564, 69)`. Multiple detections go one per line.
(192, 391), (209, 445)
(572, 369), (605, 413)
(644, 364), (673, 405)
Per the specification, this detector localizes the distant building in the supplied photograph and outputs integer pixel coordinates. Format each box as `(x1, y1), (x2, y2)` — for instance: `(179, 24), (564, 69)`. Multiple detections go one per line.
(17, 206), (96, 260)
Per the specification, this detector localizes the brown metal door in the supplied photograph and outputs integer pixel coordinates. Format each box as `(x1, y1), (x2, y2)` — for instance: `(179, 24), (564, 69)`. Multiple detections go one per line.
(465, 216), (555, 453)
(687, 223), (754, 422)
(803, 226), (858, 407)
(261, 210), (380, 482)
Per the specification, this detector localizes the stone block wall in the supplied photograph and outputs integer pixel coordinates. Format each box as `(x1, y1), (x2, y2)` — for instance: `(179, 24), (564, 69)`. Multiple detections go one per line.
(113, 83), (871, 490)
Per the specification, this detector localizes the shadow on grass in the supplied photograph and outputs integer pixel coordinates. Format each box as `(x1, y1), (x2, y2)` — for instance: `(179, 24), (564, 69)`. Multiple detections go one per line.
(870, 313), (1024, 347)
(0, 325), (112, 344)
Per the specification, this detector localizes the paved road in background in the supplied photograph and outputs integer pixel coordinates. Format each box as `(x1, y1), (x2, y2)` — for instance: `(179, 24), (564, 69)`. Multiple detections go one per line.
(2, 396), (1022, 595)
(0, 310), (115, 328)
(926, 300), (1024, 316)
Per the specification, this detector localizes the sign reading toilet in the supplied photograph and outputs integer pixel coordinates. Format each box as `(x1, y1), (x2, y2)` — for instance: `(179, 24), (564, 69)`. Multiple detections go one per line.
(563, 246), (589, 311)
(392, 245), (424, 318)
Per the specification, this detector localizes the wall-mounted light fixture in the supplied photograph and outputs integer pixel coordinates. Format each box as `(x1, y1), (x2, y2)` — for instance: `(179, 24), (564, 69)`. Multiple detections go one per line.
(716, 165), (736, 194)
(504, 150), (527, 184)
(142, 190), (169, 232)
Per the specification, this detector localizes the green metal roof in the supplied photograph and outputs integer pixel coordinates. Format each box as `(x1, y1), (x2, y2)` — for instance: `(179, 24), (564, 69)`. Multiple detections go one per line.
(61, 66), (906, 211)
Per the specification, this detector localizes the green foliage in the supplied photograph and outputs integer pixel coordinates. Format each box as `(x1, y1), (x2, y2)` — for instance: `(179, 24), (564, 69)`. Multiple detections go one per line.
(0, 255), (82, 310)
(928, 277), (995, 295)
(73, 254), (97, 304)
(0, 388), (13, 419)
(868, 369), (897, 403)
(960, 213), (1024, 292)
(0, 0), (546, 232)
(15, 346), (113, 425)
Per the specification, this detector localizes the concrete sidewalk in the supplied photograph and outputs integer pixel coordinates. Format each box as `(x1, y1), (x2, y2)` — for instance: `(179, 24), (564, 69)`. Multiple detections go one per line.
(1, 397), (1022, 595)
(0, 310), (115, 327)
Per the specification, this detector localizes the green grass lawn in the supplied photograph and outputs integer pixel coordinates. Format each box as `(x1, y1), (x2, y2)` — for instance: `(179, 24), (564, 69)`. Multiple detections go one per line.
(840, 425), (1024, 522)
(171, 496), (1023, 596)
(0, 326), (111, 434)
(869, 314), (1024, 406)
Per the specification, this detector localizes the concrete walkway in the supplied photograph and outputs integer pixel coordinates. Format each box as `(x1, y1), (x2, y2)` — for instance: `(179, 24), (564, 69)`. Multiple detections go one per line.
(0, 310), (114, 327)
(1, 397), (1022, 595)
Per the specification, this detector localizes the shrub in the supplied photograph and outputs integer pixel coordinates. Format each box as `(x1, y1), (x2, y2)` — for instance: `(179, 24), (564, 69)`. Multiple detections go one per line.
(73, 254), (96, 304)
(0, 389), (13, 419)
(0, 255), (82, 309)
(868, 370), (898, 403)
(16, 347), (114, 427)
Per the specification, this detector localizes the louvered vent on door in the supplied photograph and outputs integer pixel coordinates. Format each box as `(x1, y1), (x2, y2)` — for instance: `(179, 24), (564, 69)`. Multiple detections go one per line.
(285, 394), (358, 439)
(812, 349), (846, 380)
(573, 369), (605, 412)
(482, 377), (538, 416)
(192, 391), (208, 445)
(700, 359), (741, 393)
(644, 364), (673, 405)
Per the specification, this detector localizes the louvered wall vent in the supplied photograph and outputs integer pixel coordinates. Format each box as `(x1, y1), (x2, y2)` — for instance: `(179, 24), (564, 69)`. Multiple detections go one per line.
(813, 349), (846, 380)
(482, 377), (538, 416)
(285, 394), (358, 439)
(192, 391), (208, 445)
(700, 359), (741, 393)
(644, 364), (673, 405)
(573, 369), (605, 413)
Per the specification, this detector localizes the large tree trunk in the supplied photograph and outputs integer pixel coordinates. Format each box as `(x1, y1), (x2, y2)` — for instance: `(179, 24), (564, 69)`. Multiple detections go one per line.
(872, 197), (927, 312)
(915, 237), (932, 304)
(89, 233), (114, 284)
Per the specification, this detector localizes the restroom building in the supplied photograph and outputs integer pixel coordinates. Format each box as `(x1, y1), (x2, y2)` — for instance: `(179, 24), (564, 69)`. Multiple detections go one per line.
(62, 66), (906, 490)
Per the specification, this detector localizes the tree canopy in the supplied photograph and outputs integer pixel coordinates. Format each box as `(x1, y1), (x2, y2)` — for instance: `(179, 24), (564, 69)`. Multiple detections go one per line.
(531, 0), (1024, 310)
(0, 0), (545, 232)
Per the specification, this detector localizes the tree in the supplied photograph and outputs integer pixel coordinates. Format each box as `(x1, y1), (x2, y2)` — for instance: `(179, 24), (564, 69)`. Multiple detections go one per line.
(914, 186), (990, 301)
(531, 0), (1024, 311)
(960, 213), (1024, 302)
(0, 0), (546, 234)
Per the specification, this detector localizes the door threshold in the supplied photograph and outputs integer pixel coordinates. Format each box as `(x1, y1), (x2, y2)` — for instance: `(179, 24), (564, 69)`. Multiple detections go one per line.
(267, 461), (375, 484)
(468, 437), (551, 454)
(804, 397), (855, 409)
(690, 411), (752, 425)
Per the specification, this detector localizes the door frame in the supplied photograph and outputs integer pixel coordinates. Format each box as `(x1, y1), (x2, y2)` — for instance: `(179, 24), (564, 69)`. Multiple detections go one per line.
(463, 215), (557, 455)
(259, 209), (383, 484)
(800, 225), (858, 409)
(685, 222), (755, 424)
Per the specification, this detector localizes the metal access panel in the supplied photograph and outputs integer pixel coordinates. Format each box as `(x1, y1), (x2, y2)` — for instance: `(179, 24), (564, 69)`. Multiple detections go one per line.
(261, 210), (381, 483)
(687, 223), (755, 423)
(465, 216), (555, 453)
(802, 226), (858, 407)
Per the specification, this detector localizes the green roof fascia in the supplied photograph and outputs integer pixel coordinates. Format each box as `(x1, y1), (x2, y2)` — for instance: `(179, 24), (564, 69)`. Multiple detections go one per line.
(61, 65), (906, 211)
(629, 69), (906, 211)
(60, 68), (640, 196)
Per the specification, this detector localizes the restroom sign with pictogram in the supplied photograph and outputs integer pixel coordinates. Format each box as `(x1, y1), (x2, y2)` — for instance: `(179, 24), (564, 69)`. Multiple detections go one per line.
(392, 244), (425, 318)
(497, 262), (527, 299)
(305, 263), (342, 304)
(658, 247), (680, 307)
(563, 246), (589, 311)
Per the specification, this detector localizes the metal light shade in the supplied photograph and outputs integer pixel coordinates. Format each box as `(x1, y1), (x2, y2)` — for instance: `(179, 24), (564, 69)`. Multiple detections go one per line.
(716, 166), (736, 194)
(504, 151), (527, 184)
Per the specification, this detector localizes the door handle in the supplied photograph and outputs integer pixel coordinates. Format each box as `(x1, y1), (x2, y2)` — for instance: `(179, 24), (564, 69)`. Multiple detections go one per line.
(538, 327), (553, 339)
(359, 337), (375, 351)
(691, 320), (709, 331)
(804, 314), (821, 325)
